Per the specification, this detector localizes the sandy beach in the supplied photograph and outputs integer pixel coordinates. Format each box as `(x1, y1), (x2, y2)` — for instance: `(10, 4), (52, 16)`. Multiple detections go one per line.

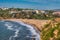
(3, 19), (50, 31)
(0, 19), (51, 40)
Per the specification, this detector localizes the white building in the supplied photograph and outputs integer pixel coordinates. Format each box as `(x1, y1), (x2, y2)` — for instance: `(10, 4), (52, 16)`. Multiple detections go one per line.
(41, 10), (45, 13)
(35, 10), (39, 14)
(1, 8), (9, 10)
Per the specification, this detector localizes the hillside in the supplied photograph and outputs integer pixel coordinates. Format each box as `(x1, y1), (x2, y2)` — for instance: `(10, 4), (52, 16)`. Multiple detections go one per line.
(41, 18), (60, 40)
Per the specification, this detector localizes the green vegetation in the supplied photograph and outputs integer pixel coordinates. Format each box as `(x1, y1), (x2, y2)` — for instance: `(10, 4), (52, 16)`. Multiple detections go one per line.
(41, 21), (60, 40)
(1, 8), (60, 40)
(0, 8), (58, 19)
(0, 10), (12, 18)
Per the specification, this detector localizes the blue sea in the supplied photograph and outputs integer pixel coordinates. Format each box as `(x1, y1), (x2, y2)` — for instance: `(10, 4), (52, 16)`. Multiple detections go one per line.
(0, 20), (40, 40)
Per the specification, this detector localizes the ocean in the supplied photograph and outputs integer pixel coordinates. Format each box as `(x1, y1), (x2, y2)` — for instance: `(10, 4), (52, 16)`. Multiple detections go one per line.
(0, 20), (40, 40)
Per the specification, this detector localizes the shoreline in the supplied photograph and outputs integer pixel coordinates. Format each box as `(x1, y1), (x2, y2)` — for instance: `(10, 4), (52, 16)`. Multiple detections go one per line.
(0, 19), (51, 33)
(1, 19), (50, 31)
(0, 19), (51, 40)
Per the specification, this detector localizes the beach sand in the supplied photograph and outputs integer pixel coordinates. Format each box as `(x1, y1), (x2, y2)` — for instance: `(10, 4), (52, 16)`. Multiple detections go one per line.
(4, 19), (50, 31)
(2, 19), (51, 40)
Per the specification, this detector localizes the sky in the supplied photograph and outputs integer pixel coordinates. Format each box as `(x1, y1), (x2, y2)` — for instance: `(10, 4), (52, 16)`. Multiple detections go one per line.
(0, 0), (60, 10)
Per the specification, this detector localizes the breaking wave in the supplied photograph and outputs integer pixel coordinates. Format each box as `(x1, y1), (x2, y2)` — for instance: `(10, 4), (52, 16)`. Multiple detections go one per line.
(0, 20), (40, 40)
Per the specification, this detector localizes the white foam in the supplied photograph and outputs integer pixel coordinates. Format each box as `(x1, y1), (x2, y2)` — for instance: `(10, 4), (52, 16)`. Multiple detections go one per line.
(5, 23), (13, 30)
(4, 22), (19, 40)
(9, 36), (13, 40)
(4, 20), (40, 40)
(14, 21), (40, 40)
(0, 20), (5, 22)
(13, 29), (19, 37)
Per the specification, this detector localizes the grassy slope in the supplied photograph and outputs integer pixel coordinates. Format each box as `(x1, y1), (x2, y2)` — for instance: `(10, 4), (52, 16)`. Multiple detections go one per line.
(41, 20), (60, 40)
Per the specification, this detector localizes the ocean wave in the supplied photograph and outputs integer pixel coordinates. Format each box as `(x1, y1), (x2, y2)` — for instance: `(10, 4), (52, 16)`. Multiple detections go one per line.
(3, 20), (40, 40)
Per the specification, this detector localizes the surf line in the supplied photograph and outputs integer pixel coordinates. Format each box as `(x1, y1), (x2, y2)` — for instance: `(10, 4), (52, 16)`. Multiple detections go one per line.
(4, 22), (20, 40)
(13, 20), (40, 40)
(4, 20), (40, 40)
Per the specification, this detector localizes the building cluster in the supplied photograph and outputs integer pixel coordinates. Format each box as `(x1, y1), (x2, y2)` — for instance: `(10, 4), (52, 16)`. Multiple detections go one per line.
(0, 8), (45, 13)
(53, 11), (60, 17)
(0, 8), (9, 10)
(1, 7), (60, 18)
(0, 8), (47, 18)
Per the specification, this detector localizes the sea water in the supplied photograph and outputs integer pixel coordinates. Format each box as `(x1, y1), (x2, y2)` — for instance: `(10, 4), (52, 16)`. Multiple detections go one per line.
(0, 20), (40, 40)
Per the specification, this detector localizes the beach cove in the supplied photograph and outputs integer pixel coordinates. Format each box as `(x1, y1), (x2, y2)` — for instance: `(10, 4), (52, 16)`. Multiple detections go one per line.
(0, 19), (50, 40)
(2, 19), (50, 40)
